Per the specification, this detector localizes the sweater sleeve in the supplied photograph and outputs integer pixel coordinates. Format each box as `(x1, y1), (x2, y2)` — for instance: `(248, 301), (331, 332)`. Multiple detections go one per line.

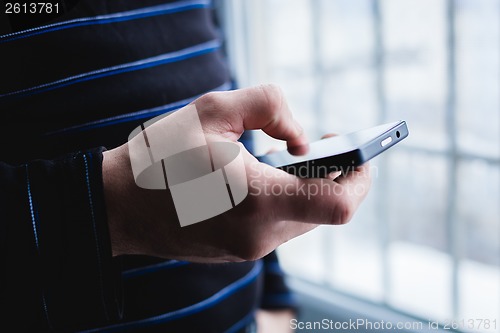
(0, 147), (122, 332)
(259, 251), (298, 311)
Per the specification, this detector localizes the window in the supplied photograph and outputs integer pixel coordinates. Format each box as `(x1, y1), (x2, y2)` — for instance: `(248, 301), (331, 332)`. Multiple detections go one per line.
(220, 0), (500, 330)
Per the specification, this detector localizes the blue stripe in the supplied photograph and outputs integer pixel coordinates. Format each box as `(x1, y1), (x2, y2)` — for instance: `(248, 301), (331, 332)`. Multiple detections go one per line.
(0, 0), (210, 43)
(48, 97), (191, 135)
(25, 165), (40, 250)
(25, 165), (52, 327)
(44, 81), (232, 135)
(264, 261), (285, 275)
(83, 153), (110, 321)
(0, 39), (221, 100)
(79, 260), (263, 333)
(122, 260), (189, 280)
(224, 311), (255, 333)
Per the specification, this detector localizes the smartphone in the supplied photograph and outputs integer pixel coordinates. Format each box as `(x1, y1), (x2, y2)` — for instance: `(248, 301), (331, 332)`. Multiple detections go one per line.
(256, 120), (409, 178)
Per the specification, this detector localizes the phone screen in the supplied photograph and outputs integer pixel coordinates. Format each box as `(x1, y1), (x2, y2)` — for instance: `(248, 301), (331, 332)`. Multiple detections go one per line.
(257, 121), (405, 168)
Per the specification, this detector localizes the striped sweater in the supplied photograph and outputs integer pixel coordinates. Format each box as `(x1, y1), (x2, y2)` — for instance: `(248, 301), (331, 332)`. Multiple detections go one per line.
(0, 0), (295, 332)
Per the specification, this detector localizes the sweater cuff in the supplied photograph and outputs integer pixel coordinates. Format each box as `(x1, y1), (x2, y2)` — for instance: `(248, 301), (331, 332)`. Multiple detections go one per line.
(27, 148), (122, 330)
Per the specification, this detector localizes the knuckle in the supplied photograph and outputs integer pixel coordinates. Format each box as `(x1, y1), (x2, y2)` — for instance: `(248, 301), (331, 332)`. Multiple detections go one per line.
(332, 198), (355, 225)
(197, 91), (222, 110)
(261, 83), (283, 96)
(237, 243), (268, 261)
(258, 83), (284, 115)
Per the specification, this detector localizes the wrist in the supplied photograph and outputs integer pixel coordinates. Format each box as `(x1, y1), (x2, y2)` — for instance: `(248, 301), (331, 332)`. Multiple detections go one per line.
(102, 144), (137, 257)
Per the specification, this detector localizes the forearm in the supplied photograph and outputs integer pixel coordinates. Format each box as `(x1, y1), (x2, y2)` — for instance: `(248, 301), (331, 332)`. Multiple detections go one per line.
(102, 143), (134, 257)
(102, 142), (182, 259)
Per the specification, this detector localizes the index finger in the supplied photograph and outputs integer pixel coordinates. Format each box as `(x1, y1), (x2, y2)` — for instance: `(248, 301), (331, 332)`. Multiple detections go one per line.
(195, 84), (308, 149)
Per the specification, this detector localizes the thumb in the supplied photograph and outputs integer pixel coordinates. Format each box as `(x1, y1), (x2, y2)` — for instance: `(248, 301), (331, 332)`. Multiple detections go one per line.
(263, 165), (370, 225)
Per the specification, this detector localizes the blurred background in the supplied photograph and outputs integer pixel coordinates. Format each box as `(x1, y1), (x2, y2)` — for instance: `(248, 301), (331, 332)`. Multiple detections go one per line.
(218, 0), (499, 332)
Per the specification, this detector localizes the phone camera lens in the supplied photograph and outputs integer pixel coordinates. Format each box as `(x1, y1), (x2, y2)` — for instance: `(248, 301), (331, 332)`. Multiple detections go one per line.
(396, 131), (401, 138)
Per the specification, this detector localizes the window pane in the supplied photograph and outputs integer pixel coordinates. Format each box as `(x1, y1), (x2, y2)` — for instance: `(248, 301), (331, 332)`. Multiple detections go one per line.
(386, 152), (449, 251)
(268, 0), (314, 71)
(278, 227), (327, 284)
(383, 0), (448, 151)
(385, 151), (452, 320)
(325, 177), (384, 302)
(457, 160), (500, 323)
(318, 0), (378, 132)
(455, 0), (500, 159)
(239, 0), (500, 327)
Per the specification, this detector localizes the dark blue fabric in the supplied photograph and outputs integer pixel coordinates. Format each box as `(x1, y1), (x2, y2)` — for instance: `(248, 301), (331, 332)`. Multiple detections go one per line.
(0, 1), (295, 331)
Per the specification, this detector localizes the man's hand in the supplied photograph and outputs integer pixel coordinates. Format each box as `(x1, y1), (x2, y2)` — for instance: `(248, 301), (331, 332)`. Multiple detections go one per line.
(102, 84), (371, 262)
